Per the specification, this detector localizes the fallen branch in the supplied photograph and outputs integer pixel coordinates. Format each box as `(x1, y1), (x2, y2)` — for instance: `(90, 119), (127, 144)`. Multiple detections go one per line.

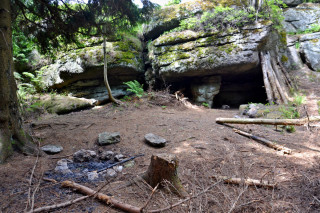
(62, 180), (142, 213)
(27, 195), (90, 213)
(233, 128), (292, 154)
(216, 116), (320, 126)
(62, 180), (222, 213)
(28, 180), (110, 213)
(212, 175), (276, 189)
(25, 148), (40, 211)
(140, 183), (159, 212)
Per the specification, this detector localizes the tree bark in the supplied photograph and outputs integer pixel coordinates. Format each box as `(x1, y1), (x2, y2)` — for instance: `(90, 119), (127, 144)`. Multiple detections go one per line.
(260, 52), (274, 104)
(0, 0), (37, 163)
(142, 153), (189, 198)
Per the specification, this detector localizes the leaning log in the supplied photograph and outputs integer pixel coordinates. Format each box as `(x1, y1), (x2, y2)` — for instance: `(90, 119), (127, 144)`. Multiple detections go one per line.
(216, 116), (320, 126)
(233, 128), (292, 154)
(212, 175), (276, 189)
(260, 52), (274, 104)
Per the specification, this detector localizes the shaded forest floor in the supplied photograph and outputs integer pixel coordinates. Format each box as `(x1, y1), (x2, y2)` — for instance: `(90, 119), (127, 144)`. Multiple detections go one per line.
(1, 66), (320, 212)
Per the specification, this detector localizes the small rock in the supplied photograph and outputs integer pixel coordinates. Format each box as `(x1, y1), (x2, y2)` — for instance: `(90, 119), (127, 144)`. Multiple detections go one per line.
(222, 105), (230, 109)
(87, 171), (99, 181)
(73, 149), (96, 162)
(55, 159), (72, 174)
(124, 160), (135, 168)
(144, 133), (166, 147)
(114, 165), (123, 173)
(106, 169), (117, 177)
(114, 154), (125, 162)
(99, 151), (114, 160)
(98, 132), (121, 145)
(41, 145), (63, 154)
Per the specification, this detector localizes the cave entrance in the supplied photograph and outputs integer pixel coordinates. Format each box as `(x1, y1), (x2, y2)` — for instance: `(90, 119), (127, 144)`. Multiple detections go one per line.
(212, 67), (267, 108)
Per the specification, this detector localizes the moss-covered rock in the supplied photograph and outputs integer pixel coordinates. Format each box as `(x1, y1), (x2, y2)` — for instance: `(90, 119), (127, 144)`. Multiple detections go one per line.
(143, 0), (216, 40)
(39, 94), (94, 115)
(39, 35), (144, 89)
(148, 21), (272, 82)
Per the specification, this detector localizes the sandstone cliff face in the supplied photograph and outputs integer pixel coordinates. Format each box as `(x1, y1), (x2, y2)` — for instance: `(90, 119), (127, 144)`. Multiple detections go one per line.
(144, 0), (280, 106)
(33, 0), (320, 108)
(39, 35), (144, 103)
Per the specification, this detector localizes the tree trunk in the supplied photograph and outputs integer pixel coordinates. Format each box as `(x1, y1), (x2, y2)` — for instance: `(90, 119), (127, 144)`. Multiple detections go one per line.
(142, 153), (188, 198)
(103, 26), (118, 104)
(0, 0), (37, 163)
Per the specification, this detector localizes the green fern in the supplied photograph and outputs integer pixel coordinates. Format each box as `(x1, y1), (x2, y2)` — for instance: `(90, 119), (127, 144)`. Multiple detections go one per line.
(123, 80), (144, 98)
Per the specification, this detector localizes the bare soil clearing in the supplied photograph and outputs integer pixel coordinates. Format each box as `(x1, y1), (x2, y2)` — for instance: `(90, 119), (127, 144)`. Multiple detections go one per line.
(1, 69), (320, 212)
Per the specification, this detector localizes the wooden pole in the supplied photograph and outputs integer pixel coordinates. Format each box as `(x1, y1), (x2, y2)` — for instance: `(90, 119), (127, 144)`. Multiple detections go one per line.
(233, 128), (292, 154)
(260, 52), (274, 104)
(216, 116), (320, 126)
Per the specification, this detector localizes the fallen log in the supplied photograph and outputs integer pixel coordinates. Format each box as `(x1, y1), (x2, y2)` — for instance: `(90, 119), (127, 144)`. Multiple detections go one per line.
(233, 128), (292, 154)
(212, 175), (276, 189)
(216, 116), (320, 126)
(62, 180), (141, 213)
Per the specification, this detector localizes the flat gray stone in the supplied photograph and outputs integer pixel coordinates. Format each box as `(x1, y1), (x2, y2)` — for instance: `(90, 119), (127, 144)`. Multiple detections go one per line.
(41, 145), (63, 154)
(98, 132), (121, 146)
(144, 133), (167, 147)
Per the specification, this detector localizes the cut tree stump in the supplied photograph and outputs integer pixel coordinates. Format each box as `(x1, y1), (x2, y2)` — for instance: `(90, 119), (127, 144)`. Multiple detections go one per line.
(142, 153), (188, 197)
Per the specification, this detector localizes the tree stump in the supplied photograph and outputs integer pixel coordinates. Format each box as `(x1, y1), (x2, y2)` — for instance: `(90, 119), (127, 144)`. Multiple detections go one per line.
(142, 153), (188, 197)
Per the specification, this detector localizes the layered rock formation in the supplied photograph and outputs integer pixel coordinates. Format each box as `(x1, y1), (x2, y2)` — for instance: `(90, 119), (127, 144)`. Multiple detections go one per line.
(30, 0), (320, 110)
(39, 35), (144, 103)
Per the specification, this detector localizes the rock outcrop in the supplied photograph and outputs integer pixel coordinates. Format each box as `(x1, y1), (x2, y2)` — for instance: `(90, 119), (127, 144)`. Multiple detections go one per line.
(39, 35), (144, 103)
(283, 3), (320, 33)
(300, 32), (320, 71)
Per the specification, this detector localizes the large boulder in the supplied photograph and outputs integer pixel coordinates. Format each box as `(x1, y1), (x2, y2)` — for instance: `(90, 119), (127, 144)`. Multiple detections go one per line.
(300, 32), (320, 71)
(283, 0), (305, 7)
(281, 35), (304, 70)
(39, 94), (94, 114)
(283, 3), (320, 33)
(148, 22), (272, 82)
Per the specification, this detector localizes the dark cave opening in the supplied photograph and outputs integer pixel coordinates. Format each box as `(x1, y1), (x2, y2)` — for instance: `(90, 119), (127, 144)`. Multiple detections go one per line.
(212, 67), (267, 108)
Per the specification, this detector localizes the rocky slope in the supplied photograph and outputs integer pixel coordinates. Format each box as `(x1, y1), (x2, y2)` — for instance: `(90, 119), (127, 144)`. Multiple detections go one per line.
(25, 0), (320, 110)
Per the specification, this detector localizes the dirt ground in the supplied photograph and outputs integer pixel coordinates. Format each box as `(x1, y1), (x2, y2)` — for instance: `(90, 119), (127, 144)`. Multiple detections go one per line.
(1, 67), (320, 213)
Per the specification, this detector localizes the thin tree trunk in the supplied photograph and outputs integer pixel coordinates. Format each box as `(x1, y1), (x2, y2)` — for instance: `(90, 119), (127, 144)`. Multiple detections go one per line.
(103, 26), (118, 104)
(0, 0), (37, 163)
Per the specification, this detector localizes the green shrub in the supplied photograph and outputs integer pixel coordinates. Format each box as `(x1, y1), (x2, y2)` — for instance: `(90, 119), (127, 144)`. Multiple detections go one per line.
(202, 102), (209, 108)
(123, 80), (144, 98)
